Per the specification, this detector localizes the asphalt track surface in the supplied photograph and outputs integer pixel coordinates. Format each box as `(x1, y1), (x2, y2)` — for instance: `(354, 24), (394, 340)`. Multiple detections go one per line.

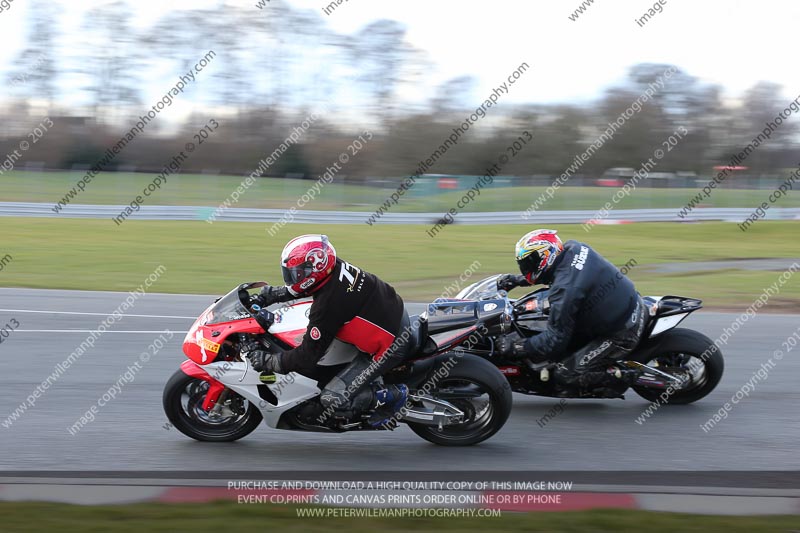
(1, 288), (798, 473)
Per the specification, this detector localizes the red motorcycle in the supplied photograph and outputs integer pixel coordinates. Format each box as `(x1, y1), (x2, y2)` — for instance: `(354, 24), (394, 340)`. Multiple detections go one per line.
(163, 283), (513, 446)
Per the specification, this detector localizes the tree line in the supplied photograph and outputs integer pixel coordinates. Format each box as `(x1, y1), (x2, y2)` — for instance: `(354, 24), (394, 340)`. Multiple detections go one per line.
(1, 0), (797, 182)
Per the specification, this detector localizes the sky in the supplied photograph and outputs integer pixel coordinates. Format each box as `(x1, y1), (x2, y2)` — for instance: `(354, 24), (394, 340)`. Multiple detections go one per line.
(1, 0), (798, 109)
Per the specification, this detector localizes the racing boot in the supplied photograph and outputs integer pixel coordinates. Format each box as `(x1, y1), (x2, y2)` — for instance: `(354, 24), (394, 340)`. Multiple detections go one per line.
(585, 368), (629, 398)
(553, 366), (625, 397)
(368, 384), (409, 428)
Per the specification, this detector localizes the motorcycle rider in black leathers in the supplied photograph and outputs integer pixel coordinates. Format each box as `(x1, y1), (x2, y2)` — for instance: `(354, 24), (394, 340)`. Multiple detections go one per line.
(495, 229), (646, 395)
(244, 234), (410, 426)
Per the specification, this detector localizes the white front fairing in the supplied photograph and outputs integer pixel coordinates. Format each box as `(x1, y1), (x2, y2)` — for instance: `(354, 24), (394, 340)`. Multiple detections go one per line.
(268, 298), (360, 365)
(201, 361), (320, 427)
(269, 299), (312, 335)
(203, 299), (360, 427)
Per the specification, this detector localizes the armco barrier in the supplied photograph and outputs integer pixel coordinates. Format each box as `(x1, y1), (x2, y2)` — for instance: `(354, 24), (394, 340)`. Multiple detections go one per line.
(1, 202), (799, 224)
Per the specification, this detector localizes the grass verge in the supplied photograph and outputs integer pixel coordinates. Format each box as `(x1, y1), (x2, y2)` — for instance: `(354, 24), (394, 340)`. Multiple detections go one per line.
(1, 501), (798, 532)
(0, 218), (797, 308)
(4, 171), (800, 212)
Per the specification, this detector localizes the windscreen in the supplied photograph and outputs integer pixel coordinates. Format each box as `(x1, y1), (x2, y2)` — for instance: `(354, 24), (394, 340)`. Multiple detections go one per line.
(204, 283), (266, 325)
(456, 275), (503, 300)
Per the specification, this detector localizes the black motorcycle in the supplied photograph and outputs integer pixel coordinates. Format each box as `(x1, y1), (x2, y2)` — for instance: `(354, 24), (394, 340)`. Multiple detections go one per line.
(423, 275), (724, 404)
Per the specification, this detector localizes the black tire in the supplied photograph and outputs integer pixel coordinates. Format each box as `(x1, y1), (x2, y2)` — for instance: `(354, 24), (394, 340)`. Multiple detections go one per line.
(162, 369), (263, 442)
(630, 328), (724, 405)
(406, 355), (512, 446)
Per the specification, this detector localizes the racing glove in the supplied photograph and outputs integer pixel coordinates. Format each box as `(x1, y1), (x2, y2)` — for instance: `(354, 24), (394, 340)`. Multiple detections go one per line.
(246, 348), (284, 374)
(242, 340), (284, 373)
(497, 274), (530, 292)
(495, 333), (528, 359)
(252, 285), (292, 308)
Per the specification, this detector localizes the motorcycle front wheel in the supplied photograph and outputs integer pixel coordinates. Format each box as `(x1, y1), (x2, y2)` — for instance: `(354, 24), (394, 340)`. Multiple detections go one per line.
(163, 369), (263, 442)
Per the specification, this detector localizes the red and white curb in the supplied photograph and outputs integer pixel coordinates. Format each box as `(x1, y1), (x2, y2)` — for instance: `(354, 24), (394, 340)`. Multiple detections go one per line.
(1, 484), (799, 515)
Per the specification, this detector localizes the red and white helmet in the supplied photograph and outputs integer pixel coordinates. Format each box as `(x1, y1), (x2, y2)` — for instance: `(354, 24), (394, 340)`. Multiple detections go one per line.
(280, 234), (337, 296)
(515, 229), (564, 284)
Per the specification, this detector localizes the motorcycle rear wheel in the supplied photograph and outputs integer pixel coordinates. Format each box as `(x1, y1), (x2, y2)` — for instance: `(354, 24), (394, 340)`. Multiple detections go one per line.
(406, 356), (512, 446)
(630, 328), (724, 405)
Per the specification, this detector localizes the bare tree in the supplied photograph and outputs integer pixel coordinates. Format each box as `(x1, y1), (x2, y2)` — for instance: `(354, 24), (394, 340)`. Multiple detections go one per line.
(347, 20), (412, 122)
(79, 1), (144, 123)
(6, 0), (61, 110)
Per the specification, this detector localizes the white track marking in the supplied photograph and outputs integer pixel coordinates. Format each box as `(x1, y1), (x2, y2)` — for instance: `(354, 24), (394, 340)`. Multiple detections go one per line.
(0, 309), (195, 319)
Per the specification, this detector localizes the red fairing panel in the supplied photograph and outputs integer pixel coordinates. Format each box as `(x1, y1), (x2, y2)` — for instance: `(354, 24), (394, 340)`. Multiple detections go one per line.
(180, 359), (212, 380)
(336, 316), (396, 361)
(274, 329), (306, 348)
(180, 360), (226, 412)
(183, 317), (263, 366)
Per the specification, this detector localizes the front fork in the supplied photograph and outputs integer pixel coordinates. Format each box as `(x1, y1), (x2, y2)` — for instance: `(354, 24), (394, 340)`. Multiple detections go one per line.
(180, 359), (226, 411)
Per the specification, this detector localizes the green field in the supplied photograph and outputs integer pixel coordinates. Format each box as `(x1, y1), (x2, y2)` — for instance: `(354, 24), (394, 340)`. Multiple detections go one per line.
(0, 218), (797, 309)
(3, 171), (799, 213)
(1, 502), (797, 532)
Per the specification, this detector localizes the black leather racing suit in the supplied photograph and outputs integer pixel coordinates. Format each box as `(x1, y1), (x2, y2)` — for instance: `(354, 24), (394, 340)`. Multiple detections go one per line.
(268, 258), (410, 415)
(521, 240), (646, 385)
